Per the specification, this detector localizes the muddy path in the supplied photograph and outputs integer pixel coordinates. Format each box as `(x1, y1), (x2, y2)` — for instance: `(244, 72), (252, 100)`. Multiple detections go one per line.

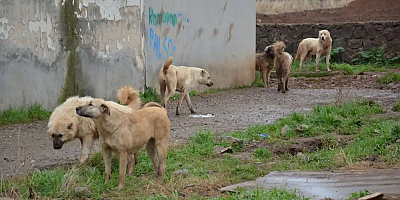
(0, 74), (399, 176)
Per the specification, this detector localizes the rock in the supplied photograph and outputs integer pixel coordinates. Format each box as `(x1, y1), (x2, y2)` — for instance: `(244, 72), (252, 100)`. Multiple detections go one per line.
(383, 27), (396, 41)
(213, 145), (233, 154)
(221, 136), (244, 145)
(396, 139), (400, 143)
(280, 125), (291, 136)
(74, 187), (91, 198)
(296, 152), (306, 161)
(174, 169), (190, 176)
(296, 124), (309, 133)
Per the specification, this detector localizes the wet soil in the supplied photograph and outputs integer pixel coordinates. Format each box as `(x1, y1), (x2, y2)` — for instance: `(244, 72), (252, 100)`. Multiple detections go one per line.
(0, 73), (399, 176)
(257, 0), (400, 24)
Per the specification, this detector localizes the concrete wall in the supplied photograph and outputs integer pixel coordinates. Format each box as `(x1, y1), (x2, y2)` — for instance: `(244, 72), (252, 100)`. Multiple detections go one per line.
(143, 0), (256, 93)
(256, 22), (400, 62)
(1, 0), (255, 111)
(0, 0), (144, 111)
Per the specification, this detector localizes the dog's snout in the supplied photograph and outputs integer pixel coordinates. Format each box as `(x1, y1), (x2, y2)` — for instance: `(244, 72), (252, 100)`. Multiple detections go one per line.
(206, 82), (214, 87)
(53, 143), (63, 149)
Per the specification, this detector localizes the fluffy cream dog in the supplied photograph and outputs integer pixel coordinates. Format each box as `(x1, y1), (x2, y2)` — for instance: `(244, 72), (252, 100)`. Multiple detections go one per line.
(273, 41), (293, 93)
(256, 45), (275, 88)
(47, 86), (143, 164)
(76, 98), (170, 189)
(158, 57), (214, 115)
(295, 29), (332, 72)
(47, 96), (97, 164)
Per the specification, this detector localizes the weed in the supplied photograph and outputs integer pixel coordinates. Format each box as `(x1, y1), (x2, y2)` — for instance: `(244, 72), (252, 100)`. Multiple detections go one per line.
(345, 190), (371, 200)
(378, 72), (400, 84)
(253, 148), (272, 161)
(213, 188), (310, 200)
(0, 104), (51, 126)
(140, 87), (161, 103)
(351, 45), (400, 65)
(392, 99), (400, 112)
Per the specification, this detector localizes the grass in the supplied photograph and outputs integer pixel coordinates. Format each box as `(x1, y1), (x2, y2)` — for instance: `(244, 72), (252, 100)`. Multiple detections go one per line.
(393, 99), (400, 112)
(2, 99), (399, 199)
(378, 72), (400, 84)
(0, 104), (51, 126)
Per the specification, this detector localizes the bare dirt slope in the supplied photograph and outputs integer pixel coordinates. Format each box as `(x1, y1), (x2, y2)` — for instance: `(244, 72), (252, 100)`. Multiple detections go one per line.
(1, 73), (399, 176)
(257, 0), (400, 23)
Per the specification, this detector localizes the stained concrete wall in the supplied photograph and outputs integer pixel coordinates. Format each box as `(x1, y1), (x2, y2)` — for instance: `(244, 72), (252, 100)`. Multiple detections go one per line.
(1, 0), (255, 111)
(0, 0), (144, 111)
(143, 0), (256, 93)
(256, 22), (400, 62)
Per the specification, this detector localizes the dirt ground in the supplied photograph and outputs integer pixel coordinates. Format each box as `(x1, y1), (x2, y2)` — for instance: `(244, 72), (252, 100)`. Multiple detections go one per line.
(257, 0), (400, 23)
(0, 72), (399, 177)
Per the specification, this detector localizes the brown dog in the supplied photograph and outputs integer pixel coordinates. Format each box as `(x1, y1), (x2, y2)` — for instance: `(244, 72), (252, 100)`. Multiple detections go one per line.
(295, 29), (332, 72)
(158, 57), (214, 115)
(47, 86), (143, 164)
(256, 45), (275, 88)
(76, 98), (170, 189)
(273, 41), (293, 93)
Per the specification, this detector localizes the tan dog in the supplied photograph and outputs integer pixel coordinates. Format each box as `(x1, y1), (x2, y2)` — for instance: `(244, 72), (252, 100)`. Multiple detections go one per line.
(47, 86), (143, 164)
(47, 96), (98, 164)
(158, 57), (214, 115)
(256, 45), (275, 88)
(295, 29), (332, 72)
(273, 41), (293, 93)
(76, 99), (170, 189)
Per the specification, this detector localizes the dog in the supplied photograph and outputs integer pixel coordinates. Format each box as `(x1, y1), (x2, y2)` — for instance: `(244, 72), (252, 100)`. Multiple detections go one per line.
(47, 86), (143, 164)
(76, 99), (170, 189)
(158, 57), (214, 115)
(295, 29), (332, 72)
(273, 41), (293, 93)
(255, 45), (275, 88)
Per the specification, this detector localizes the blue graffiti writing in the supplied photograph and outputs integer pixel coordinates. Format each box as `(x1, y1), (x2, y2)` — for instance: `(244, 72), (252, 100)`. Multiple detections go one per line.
(149, 28), (176, 60)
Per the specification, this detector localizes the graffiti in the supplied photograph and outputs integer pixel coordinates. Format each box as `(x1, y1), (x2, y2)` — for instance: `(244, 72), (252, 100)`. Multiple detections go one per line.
(148, 7), (189, 27)
(148, 7), (189, 59)
(149, 7), (177, 26)
(149, 28), (176, 60)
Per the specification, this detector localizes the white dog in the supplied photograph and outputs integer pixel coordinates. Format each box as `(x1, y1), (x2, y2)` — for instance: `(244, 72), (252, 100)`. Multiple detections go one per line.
(295, 29), (333, 72)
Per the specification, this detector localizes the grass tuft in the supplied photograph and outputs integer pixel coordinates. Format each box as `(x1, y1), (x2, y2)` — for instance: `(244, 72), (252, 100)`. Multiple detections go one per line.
(0, 104), (51, 126)
(378, 72), (400, 84)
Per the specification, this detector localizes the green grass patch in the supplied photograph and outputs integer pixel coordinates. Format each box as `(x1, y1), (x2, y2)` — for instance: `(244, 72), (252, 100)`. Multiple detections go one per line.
(378, 72), (400, 84)
(0, 104), (51, 126)
(392, 99), (400, 112)
(2, 99), (399, 199)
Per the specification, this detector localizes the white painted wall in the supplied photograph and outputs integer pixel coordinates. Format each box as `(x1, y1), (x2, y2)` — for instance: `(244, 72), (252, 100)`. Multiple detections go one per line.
(143, 0), (256, 93)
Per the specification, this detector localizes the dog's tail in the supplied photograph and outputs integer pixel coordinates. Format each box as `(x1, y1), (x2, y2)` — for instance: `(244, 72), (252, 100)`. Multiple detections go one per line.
(143, 102), (164, 108)
(117, 86), (142, 111)
(273, 41), (285, 60)
(162, 57), (173, 75)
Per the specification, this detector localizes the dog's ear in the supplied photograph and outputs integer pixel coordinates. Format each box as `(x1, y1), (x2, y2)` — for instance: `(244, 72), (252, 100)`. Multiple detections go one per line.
(67, 123), (73, 130)
(201, 70), (207, 76)
(101, 104), (110, 116)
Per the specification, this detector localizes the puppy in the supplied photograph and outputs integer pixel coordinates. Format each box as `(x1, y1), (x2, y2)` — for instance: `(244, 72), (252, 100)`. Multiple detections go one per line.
(255, 45), (275, 88)
(295, 29), (332, 72)
(76, 99), (170, 189)
(158, 57), (214, 115)
(273, 41), (293, 93)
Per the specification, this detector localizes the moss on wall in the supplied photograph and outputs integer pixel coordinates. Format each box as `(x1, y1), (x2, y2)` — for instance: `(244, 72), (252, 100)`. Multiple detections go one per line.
(58, 0), (84, 105)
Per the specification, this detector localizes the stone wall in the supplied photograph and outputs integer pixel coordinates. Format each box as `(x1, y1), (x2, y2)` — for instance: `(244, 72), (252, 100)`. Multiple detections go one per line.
(256, 21), (400, 62)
